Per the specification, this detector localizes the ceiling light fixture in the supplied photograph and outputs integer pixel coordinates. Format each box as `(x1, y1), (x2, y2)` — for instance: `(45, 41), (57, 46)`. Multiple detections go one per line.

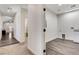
(58, 4), (62, 6)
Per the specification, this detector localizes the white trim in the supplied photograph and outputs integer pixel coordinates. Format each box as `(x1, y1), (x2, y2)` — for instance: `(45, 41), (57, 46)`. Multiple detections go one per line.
(27, 47), (35, 55)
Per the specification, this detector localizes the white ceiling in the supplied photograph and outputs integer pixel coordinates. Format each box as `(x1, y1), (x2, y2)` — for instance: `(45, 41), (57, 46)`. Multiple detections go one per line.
(0, 4), (79, 17)
(45, 4), (79, 14)
(0, 4), (28, 17)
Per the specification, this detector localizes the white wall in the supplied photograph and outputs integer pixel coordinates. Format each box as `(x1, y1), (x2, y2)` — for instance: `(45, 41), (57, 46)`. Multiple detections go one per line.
(45, 9), (58, 42)
(14, 7), (22, 42)
(21, 8), (27, 42)
(45, 9), (79, 43)
(58, 10), (79, 42)
(0, 14), (2, 40)
(14, 7), (26, 42)
(28, 5), (45, 55)
(24, 9), (28, 33)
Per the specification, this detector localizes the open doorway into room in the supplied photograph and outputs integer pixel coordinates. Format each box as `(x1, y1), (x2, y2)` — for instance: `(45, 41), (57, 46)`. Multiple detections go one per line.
(45, 4), (79, 55)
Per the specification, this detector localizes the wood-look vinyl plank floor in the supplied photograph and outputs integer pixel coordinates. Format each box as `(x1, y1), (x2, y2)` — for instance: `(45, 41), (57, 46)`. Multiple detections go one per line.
(46, 38), (79, 55)
(0, 34), (19, 47)
(0, 34), (32, 55)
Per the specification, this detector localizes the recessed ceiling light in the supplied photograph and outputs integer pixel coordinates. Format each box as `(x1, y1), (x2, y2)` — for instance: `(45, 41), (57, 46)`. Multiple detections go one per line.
(58, 4), (62, 6)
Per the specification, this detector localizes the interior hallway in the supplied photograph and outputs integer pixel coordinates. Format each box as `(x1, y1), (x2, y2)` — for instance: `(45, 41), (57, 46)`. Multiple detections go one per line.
(46, 38), (79, 55)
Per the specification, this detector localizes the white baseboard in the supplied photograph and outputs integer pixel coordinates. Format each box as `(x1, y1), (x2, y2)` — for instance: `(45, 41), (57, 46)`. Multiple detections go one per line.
(45, 38), (57, 43)
(13, 37), (26, 43)
(27, 47), (35, 55)
(73, 40), (79, 43)
(45, 37), (74, 43)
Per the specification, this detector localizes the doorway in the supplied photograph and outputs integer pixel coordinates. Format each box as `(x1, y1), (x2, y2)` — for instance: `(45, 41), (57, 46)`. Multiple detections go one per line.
(0, 16), (19, 47)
